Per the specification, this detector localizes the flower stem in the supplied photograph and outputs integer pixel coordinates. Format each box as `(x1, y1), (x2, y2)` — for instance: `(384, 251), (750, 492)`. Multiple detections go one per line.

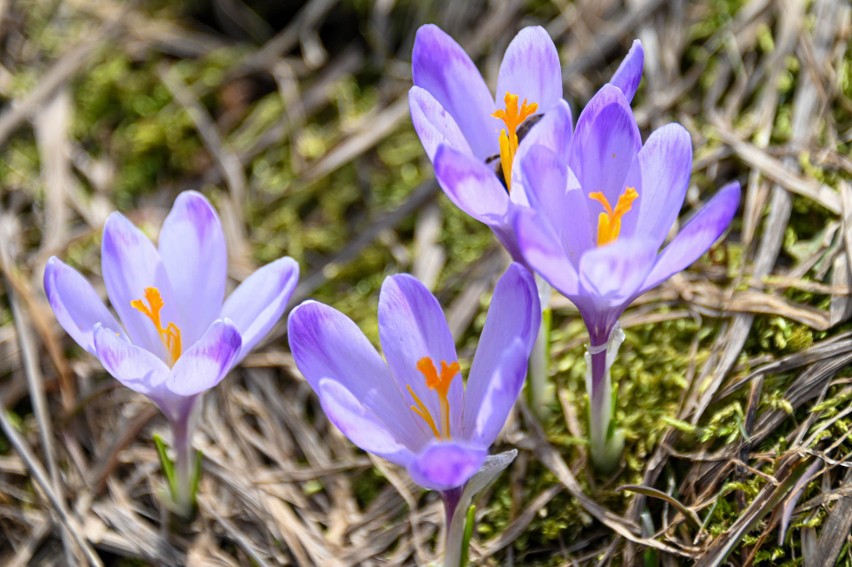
(528, 276), (552, 419)
(442, 486), (464, 567)
(586, 324), (625, 473)
(171, 415), (195, 518)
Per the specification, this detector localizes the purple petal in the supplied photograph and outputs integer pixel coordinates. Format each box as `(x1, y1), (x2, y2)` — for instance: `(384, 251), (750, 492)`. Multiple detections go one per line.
(407, 440), (487, 491)
(317, 378), (415, 468)
(578, 238), (658, 308)
(93, 323), (170, 398)
(515, 99), (573, 160)
(221, 257), (299, 362)
(409, 87), (472, 161)
(513, 207), (579, 296)
(412, 24), (497, 159)
(44, 257), (126, 355)
(378, 274), (462, 438)
(511, 99), (573, 197)
(158, 191), (227, 347)
(166, 319), (242, 397)
(287, 300), (425, 450)
(519, 144), (594, 255)
(464, 264), (540, 446)
(101, 212), (175, 359)
(609, 39), (644, 102)
(569, 84), (641, 205)
(433, 144), (510, 225)
(495, 27), (563, 114)
(642, 182), (741, 291)
(620, 123), (693, 245)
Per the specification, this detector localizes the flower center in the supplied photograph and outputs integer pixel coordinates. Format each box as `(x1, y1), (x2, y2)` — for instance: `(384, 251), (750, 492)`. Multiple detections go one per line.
(492, 92), (538, 192)
(130, 287), (182, 366)
(406, 356), (460, 440)
(588, 187), (639, 246)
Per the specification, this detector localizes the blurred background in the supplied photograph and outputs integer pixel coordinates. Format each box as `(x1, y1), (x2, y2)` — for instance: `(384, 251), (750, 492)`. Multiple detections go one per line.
(0, 0), (850, 564)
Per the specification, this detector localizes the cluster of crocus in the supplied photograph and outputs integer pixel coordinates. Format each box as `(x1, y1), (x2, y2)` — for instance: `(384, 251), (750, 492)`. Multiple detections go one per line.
(410, 25), (740, 472)
(43, 21), (741, 565)
(44, 191), (299, 515)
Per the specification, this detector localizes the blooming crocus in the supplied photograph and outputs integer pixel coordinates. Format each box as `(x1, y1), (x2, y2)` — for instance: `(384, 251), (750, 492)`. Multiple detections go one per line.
(410, 26), (644, 419)
(44, 191), (299, 514)
(508, 49), (740, 471)
(287, 264), (540, 522)
(410, 23), (643, 263)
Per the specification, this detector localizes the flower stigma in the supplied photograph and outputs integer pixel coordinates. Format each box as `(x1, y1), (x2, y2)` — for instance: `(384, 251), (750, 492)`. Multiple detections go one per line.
(130, 287), (182, 366)
(492, 92), (538, 191)
(407, 356), (460, 439)
(588, 187), (639, 246)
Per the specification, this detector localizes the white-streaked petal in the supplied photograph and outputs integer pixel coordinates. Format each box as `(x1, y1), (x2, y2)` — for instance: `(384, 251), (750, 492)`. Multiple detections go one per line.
(158, 191), (227, 346)
(44, 257), (125, 355)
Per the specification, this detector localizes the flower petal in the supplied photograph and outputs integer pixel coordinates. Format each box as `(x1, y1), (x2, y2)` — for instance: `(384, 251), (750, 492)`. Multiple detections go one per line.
(620, 123), (693, 245)
(407, 440), (487, 491)
(577, 238), (658, 337)
(287, 300), (425, 449)
(166, 319), (242, 397)
(317, 378), (415, 468)
(515, 99), (573, 160)
(433, 144), (510, 225)
(495, 26), (563, 114)
(221, 257), (299, 362)
(609, 39), (644, 102)
(44, 257), (125, 355)
(510, 99), (574, 198)
(158, 191), (227, 347)
(519, 144), (594, 255)
(412, 24), (497, 159)
(409, 86), (472, 161)
(101, 212), (175, 358)
(464, 264), (540, 446)
(378, 274), (462, 438)
(93, 323), (170, 398)
(569, 84), (641, 205)
(642, 182), (741, 291)
(513, 207), (579, 296)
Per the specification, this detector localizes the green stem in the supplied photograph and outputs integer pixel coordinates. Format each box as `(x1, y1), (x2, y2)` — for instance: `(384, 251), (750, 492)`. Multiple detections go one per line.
(528, 276), (552, 419)
(586, 324), (625, 473)
(171, 415), (195, 518)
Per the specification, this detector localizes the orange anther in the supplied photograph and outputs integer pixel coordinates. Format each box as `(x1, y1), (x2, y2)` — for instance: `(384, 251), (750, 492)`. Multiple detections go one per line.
(492, 92), (538, 191)
(408, 356), (461, 439)
(588, 187), (639, 246)
(131, 287), (182, 366)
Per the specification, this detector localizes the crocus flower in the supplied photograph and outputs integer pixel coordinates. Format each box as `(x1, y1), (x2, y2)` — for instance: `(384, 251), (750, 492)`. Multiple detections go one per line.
(410, 26), (645, 421)
(287, 264), (540, 515)
(410, 23), (644, 263)
(44, 191), (299, 513)
(508, 50), (740, 470)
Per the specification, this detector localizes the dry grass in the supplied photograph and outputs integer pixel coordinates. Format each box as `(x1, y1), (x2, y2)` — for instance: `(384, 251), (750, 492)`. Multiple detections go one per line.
(0, 0), (850, 565)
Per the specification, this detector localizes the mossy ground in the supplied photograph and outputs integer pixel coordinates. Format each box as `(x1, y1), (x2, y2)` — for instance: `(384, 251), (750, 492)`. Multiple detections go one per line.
(1, 0), (850, 564)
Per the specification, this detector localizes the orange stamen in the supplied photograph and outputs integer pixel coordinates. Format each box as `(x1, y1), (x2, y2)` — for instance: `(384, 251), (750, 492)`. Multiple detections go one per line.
(130, 287), (182, 366)
(408, 356), (461, 439)
(492, 92), (538, 191)
(588, 187), (639, 246)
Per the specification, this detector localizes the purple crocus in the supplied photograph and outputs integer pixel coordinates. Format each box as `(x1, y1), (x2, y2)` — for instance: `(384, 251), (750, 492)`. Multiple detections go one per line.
(409, 23), (560, 262)
(410, 24), (643, 263)
(44, 191), (299, 513)
(410, 26), (645, 420)
(287, 264), (540, 517)
(506, 49), (740, 470)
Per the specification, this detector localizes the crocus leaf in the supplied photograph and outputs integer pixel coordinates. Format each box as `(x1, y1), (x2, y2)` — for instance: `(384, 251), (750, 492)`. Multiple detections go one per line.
(460, 504), (476, 567)
(191, 449), (203, 502)
(153, 433), (176, 498)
